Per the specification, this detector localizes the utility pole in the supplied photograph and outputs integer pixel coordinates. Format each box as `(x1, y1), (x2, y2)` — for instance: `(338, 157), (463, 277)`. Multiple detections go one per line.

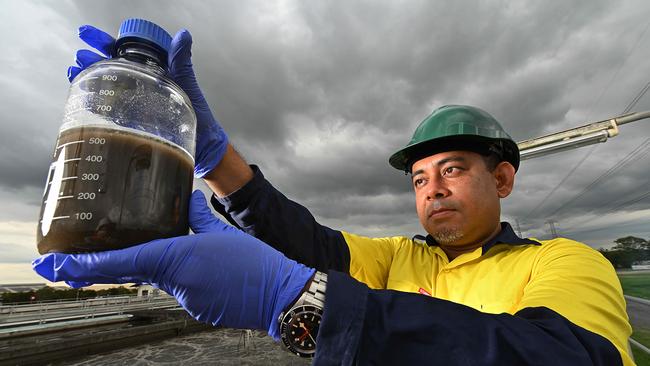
(514, 219), (523, 237)
(546, 220), (558, 238)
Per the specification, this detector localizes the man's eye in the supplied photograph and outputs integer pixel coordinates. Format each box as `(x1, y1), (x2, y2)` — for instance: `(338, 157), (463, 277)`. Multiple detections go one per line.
(443, 167), (459, 175)
(413, 178), (424, 187)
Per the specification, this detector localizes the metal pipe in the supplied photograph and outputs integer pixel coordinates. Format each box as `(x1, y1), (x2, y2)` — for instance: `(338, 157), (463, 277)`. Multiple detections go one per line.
(517, 111), (650, 160)
(615, 111), (650, 125)
(520, 130), (609, 160)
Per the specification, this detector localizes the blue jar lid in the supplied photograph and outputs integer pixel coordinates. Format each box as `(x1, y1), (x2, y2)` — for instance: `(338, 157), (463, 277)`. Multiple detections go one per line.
(117, 18), (172, 53)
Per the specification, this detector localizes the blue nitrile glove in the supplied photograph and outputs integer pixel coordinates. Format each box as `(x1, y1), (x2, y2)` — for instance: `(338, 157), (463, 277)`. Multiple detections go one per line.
(68, 25), (228, 178)
(32, 191), (315, 339)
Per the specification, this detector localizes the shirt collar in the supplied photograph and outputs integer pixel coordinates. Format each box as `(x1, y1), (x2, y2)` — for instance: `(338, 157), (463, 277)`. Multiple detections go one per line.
(413, 222), (540, 254)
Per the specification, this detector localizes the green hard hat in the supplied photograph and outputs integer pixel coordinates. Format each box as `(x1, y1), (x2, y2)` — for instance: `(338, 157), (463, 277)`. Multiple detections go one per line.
(389, 105), (520, 172)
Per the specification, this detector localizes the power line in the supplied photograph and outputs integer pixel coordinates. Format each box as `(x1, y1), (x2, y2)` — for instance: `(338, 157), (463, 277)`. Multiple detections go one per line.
(549, 80), (650, 223)
(622, 81), (650, 114)
(585, 19), (650, 120)
(565, 171), (650, 230)
(562, 192), (650, 235)
(523, 145), (596, 219)
(561, 175), (650, 233)
(530, 85), (650, 222)
(609, 189), (650, 213)
(522, 20), (650, 224)
(548, 139), (650, 218)
(561, 211), (650, 236)
(544, 80), (650, 220)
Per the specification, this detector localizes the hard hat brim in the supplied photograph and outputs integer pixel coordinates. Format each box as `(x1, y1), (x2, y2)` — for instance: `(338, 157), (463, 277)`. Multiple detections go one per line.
(389, 134), (520, 173)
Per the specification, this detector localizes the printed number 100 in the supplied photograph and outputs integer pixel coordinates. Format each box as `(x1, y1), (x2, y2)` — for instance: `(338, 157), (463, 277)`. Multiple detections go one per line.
(75, 212), (93, 220)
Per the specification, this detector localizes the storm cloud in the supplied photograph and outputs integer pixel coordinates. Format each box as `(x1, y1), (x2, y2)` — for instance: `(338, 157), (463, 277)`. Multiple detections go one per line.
(1, 0), (650, 281)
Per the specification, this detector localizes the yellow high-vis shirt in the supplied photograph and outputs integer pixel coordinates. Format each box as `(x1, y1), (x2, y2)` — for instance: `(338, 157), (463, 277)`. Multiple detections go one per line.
(345, 231), (634, 365)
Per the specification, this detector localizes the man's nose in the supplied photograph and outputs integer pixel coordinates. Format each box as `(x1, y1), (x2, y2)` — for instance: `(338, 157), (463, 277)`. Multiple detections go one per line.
(426, 176), (450, 200)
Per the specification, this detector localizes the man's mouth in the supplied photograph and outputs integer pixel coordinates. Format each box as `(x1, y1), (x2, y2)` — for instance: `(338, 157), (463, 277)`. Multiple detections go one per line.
(427, 200), (457, 218)
(428, 208), (454, 218)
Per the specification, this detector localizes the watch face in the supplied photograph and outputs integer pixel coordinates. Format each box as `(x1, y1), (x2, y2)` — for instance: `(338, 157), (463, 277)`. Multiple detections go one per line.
(280, 305), (323, 357)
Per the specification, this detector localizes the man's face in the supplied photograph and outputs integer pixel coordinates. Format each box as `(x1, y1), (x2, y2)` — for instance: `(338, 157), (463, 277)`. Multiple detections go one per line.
(411, 150), (515, 249)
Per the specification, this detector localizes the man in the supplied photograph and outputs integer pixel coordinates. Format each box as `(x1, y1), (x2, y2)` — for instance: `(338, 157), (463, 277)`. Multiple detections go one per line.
(206, 106), (635, 365)
(36, 26), (633, 365)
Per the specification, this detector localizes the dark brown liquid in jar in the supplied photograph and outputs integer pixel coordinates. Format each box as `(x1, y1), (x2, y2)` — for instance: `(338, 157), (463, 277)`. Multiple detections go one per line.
(37, 126), (193, 254)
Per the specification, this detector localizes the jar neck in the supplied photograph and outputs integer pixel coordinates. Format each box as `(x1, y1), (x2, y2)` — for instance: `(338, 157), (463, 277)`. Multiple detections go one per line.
(116, 42), (168, 74)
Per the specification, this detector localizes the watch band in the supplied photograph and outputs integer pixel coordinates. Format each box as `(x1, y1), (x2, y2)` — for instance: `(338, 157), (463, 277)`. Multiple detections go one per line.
(302, 271), (327, 309)
(279, 270), (327, 321)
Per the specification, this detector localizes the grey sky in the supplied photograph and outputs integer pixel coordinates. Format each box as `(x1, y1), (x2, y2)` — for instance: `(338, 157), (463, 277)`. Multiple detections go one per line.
(1, 0), (650, 283)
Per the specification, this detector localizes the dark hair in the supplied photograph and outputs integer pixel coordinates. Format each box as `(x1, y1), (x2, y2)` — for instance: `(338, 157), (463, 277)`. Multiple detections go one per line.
(480, 152), (502, 172)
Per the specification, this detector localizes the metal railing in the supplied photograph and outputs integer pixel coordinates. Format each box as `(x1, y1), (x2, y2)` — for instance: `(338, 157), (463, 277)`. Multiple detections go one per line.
(0, 294), (179, 328)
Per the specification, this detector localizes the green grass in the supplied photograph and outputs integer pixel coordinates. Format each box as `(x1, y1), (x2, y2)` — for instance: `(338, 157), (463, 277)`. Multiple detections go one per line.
(620, 274), (650, 364)
(618, 273), (650, 300)
(633, 343), (650, 366)
(634, 328), (650, 347)
(632, 327), (650, 365)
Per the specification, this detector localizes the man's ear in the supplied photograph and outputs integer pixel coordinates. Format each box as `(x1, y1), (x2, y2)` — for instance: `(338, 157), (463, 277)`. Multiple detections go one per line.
(493, 162), (516, 198)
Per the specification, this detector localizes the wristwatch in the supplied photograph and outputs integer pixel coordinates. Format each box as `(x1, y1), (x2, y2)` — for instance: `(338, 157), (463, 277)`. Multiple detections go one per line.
(278, 271), (327, 357)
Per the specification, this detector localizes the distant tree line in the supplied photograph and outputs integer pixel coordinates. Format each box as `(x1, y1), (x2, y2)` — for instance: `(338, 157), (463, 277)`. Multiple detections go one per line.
(1, 286), (137, 304)
(599, 236), (650, 269)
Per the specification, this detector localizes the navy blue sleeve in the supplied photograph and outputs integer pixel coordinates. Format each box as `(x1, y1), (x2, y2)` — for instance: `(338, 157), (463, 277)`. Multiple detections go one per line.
(314, 271), (623, 366)
(211, 165), (350, 273)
